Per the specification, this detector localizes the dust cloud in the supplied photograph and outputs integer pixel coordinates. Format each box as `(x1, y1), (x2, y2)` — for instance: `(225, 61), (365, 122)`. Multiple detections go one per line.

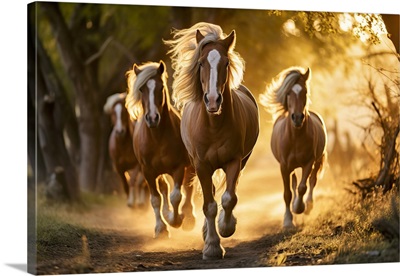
(81, 134), (343, 254)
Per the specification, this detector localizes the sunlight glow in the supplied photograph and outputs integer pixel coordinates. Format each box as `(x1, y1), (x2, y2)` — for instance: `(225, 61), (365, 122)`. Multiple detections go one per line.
(339, 13), (354, 32)
(282, 19), (300, 36)
(354, 14), (387, 43)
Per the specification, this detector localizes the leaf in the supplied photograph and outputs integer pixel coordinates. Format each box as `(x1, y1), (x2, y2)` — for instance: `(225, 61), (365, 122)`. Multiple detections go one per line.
(276, 253), (287, 265)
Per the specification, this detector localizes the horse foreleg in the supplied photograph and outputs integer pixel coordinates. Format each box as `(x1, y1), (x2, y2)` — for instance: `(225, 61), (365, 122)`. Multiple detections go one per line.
(197, 165), (224, 260)
(134, 170), (147, 208)
(145, 172), (169, 238)
(305, 159), (322, 215)
(293, 162), (313, 214)
(126, 171), (136, 208)
(117, 168), (130, 197)
(181, 165), (196, 231)
(157, 175), (173, 226)
(167, 168), (185, 228)
(281, 165), (294, 228)
(218, 159), (240, 238)
(127, 167), (140, 208)
(291, 172), (298, 212)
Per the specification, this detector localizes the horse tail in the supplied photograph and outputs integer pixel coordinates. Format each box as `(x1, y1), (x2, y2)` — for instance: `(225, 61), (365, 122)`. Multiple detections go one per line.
(189, 169), (226, 201)
(318, 150), (328, 180)
(213, 169), (227, 196)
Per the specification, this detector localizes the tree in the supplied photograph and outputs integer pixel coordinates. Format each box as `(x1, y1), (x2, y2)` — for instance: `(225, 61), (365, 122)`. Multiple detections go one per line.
(28, 5), (80, 201)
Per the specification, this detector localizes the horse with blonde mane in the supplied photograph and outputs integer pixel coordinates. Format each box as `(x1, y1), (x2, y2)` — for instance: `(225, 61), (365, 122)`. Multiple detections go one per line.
(125, 60), (196, 238)
(164, 22), (259, 260)
(259, 67), (327, 228)
(103, 92), (147, 208)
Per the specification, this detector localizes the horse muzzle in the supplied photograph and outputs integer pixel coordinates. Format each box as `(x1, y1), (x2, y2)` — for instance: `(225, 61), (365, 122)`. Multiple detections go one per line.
(291, 113), (305, 129)
(114, 127), (127, 137)
(204, 92), (223, 115)
(145, 113), (160, 128)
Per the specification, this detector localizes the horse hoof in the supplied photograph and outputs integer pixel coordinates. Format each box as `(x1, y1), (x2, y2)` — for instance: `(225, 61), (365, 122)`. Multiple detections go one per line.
(218, 211), (237, 238)
(154, 229), (170, 239)
(202, 243), (225, 260)
(293, 200), (305, 214)
(304, 201), (313, 215)
(182, 214), (196, 231)
(167, 213), (183, 228)
(283, 221), (296, 229)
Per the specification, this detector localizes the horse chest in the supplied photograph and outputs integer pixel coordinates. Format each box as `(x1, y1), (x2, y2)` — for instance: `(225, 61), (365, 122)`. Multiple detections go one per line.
(284, 138), (314, 168)
(198, 134), (241, 166)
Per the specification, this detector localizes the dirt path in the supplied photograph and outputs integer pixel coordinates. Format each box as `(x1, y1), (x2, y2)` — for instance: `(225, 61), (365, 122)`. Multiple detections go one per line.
(36, 146), (341, 274)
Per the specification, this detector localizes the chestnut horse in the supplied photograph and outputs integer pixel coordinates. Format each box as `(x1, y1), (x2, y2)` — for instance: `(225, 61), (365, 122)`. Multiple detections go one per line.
(164, 22), (259, 259)
(104, 92), (148, 208)
(259, 67), (327, 228)
(125, 61), (196, 238)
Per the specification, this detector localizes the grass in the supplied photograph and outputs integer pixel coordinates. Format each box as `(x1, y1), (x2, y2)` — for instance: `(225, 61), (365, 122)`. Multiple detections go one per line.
(35, 187), (124, 262)
(264, 189), (399, 266)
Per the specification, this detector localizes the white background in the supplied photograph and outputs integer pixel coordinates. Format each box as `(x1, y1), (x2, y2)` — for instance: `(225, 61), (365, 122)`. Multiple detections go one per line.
(1, 0), (399, 275)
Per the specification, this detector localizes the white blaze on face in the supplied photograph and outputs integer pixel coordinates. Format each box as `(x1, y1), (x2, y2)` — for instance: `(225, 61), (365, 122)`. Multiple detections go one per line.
(146, 79), (157, 120)
(114, 103), (123, 132)
(292, 84), (302, 98)
(207, 49), (221, 101)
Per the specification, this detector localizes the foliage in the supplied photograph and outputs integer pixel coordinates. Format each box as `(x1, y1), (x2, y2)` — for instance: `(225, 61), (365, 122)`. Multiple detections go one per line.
(264, 190), (399, 266)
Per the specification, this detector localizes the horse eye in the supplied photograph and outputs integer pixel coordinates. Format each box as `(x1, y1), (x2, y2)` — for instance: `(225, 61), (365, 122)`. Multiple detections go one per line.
(199, 62), (203, 68)
(226, 61), (230, 67)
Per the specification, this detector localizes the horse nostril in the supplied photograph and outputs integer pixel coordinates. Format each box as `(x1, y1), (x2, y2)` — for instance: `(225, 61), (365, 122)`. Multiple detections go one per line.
(300, 113), (305, 120)
(216, 93), (222, 105)
(155, 113), (160, 122)
(291, 113), (295, 121)
(203, 93), (209, 105)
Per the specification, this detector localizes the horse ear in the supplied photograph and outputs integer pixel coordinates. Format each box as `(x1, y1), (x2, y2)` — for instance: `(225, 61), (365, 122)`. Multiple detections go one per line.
(196, 29), (205, 44)
(222, 30), (236, 50)
(304, 67), (311, 80)
(158, 60), (166, 74)
(133, 64), (141, 76)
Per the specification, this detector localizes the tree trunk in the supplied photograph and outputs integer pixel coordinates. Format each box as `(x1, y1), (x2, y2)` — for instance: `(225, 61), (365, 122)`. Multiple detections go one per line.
(41, 2), (101, 192)
(27, 41), (46, 185)
(381, 14), (399, 55)
(36, 34), (81, 170)
(34, 39), (80, 201)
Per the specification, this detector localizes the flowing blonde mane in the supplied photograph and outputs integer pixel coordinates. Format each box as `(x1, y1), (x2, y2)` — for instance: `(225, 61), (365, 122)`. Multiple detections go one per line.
(103, 92), (126, 114)
(259, 67), (311, 119)
(164, 22), (245, 111)
(125, 62), (169, 120)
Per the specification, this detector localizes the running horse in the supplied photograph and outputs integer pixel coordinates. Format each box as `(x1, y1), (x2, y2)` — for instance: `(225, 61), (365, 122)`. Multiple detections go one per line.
(259, 67), (327, 228)
(125, 60), (196, 238)
(164, 22), (259, 259)
(104, 93), (148, 208)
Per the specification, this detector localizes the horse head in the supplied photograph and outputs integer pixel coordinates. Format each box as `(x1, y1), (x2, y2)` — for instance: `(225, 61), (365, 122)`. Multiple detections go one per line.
(133, 61), (166, 128)
(196, 29), (235, 115)
(287, 68), (310, 129)
(104, 93), (129, 137)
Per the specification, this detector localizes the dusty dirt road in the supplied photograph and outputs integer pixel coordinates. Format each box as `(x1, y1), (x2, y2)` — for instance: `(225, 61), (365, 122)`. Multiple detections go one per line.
(36, 141), (342, 275)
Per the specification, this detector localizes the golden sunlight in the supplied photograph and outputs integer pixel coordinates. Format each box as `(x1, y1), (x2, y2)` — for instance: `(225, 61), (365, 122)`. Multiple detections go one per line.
(282, 19), (300, 36)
